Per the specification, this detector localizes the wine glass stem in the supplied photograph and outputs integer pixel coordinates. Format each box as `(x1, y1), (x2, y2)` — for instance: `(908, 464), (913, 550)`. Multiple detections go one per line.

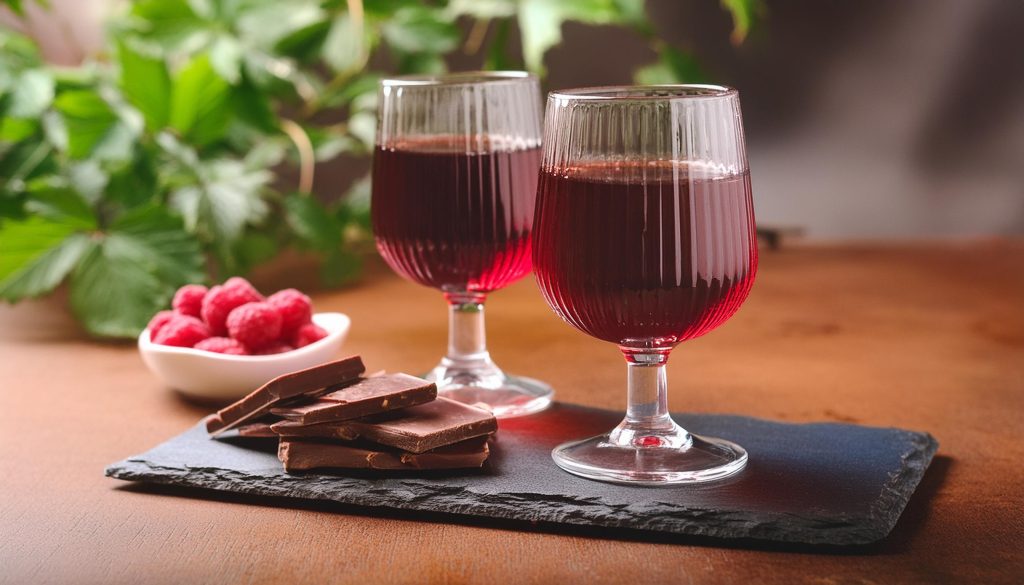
(444, 292), (491, 367)
(611, 348), (690, 448)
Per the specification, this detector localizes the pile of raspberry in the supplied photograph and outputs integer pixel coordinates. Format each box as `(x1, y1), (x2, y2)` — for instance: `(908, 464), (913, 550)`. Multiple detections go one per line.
(147, 277), (328, 355)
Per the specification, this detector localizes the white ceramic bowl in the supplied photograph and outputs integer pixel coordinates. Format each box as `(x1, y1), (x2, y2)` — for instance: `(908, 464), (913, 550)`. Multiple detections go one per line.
(138, 312), (351, 402)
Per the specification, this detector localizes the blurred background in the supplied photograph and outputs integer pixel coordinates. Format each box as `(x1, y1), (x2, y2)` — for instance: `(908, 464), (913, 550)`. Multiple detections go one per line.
(6, 0), (1022, 239)
(1, 0), (1022, 338)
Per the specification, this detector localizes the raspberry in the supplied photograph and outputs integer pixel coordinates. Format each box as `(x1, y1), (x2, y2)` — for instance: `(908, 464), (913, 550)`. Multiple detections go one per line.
(253, 342), (294, 355)
(201, 284), (263, 336)
(292, 323), (328, 348)
(194, 337), (250, 355)
(172, 284), (208, 318)
(226, 302), (282, 349)
(146, 310), (176, 338)
(267, 288), (313, 336)
(224, 276), (264, 300)
(153, 315), (211, 348)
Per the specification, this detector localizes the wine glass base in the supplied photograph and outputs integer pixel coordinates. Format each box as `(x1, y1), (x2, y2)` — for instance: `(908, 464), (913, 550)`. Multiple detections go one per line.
(437, 376), (554, 418)
(551, 432), (747, 485)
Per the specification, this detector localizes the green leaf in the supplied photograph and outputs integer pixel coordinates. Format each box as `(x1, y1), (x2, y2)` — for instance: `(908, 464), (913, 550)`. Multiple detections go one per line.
(307, 128), (357, 162)
(104, 151), (158, 209)
(634, 46), (705, 84)
(111, 205), (206, 284)
(208, 35), (243, 84)
(0, 218), (92, 301)
(169, 54), (230, 146)
(339, 74), (381, 104)
(0, 117), (38, 142)
(229, 74), (278, 133)
(347, 111), (376, 149)
(69, 206), (205, 338)
(323, 13), (367, 74)
(53, 90), (117, 159)
(69, 240), (162, 337)
(517, 0), (643, 74)
(382, 7), (460, 54)
(396, 52), (447, 75)
(169, 158), (270, 243)
(720, 0), (760, 44)
(3, 0), (26, 16)
(336, 173), (371, 231)
(128, 0), (208, 54)
(275, 19), (331, 62)
(484, 19), (517, 70)
(362, 0), (420, 17)
(6, 70), (54, 118)
(517, 0), (563, 75)
(40, 110), (67, 150)
(284, 193), (341, 250)
(221, 230), (278, 275)
(118, 41), (170, 131)
(67, 161), (107, 205)
(23, 179), (96, 229)
(236, 2), (326, 50)
(0, 139), (55, 186)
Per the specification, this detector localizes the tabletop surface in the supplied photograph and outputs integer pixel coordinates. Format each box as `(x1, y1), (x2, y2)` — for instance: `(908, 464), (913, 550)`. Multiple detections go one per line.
(2, 241), (1022, 585)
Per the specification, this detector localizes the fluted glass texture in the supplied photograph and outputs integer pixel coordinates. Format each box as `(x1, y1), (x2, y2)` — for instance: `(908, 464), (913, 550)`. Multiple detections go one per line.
(533, 86), (757, 349)
(372, 72), (543, 294)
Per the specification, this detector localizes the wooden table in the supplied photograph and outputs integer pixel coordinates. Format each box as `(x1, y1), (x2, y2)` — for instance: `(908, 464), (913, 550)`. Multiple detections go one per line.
(2, 242), (1022, 584)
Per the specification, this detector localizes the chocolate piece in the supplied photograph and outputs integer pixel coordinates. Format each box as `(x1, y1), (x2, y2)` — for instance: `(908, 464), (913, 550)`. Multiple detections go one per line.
(278, 436), (489, 472)
(205, 356), (365, 436)
(236, 422), (277, 438)
(270, 373), (436, 425)
(271, 396), (497, 453)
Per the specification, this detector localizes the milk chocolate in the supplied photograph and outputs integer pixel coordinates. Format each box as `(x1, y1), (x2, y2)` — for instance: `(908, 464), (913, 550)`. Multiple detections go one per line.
(270, 373), (436, 424)
(236, 422), (277, 438)
(205, 356), (365, 436)
(278, 436), (489, 472)
(270, 396), (496, 453)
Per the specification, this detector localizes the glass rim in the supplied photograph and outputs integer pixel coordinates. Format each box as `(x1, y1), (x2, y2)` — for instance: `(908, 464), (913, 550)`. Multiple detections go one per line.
(548, 84), (738, 102)
(381, 70), (536, 88)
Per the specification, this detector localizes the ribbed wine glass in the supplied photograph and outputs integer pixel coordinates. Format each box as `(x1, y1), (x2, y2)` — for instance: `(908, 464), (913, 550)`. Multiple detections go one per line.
(532, 85), (757, 483)
(372, 71), (553, 418)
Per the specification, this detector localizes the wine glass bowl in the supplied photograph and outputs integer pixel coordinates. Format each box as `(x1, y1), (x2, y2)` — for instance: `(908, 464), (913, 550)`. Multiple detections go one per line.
(532, 85), (757, 484)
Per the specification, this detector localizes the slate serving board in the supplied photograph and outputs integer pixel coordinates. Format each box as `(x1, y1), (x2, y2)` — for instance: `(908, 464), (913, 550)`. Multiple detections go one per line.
(106, 403), (938, 546)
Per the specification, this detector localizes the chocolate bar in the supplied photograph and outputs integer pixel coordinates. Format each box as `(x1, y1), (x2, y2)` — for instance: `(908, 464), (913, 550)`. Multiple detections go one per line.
(270, 373), (436, 424)
(270, 396), (497, 453)
(278, 436), (490, 472)
(206, 356), (365, 436)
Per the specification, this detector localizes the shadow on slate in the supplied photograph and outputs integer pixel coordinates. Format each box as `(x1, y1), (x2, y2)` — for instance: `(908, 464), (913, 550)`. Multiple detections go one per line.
(105, 403), (938, 547)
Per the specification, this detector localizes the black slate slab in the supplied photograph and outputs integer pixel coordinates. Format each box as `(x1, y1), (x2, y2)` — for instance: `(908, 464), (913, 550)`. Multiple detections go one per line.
(105, 403), (938, 546)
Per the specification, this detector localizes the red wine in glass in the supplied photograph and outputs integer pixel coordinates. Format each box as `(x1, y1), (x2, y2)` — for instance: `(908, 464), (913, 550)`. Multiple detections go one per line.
(372, 139), (542, 293)
(533, 162), (757, 348)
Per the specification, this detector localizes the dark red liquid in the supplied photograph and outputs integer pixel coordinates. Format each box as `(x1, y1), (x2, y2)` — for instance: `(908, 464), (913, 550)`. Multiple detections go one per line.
(533, 163), (757, 348)
(372, 140), (541, 293)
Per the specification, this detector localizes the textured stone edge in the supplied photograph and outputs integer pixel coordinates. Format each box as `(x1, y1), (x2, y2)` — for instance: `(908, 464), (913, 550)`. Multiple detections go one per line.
(862, 430), (940, 542)
(105, 426), (940, 547)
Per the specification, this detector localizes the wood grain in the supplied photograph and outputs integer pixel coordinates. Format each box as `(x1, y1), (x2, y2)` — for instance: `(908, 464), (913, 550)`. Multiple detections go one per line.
(1, 241), (1022, 584)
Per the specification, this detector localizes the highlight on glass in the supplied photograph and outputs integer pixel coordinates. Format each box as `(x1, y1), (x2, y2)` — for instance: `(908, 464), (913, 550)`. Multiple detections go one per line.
(371, 71), (554, 418)
(532, 85), (757, 483)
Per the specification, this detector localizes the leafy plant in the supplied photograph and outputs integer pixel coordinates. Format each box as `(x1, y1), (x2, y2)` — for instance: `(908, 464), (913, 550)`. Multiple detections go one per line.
(0, 0), (759, 338)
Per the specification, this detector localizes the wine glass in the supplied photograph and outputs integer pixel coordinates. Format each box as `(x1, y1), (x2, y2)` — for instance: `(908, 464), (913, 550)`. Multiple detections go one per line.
(372, 71), (554, 418)
(532, 85), (757, 484)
